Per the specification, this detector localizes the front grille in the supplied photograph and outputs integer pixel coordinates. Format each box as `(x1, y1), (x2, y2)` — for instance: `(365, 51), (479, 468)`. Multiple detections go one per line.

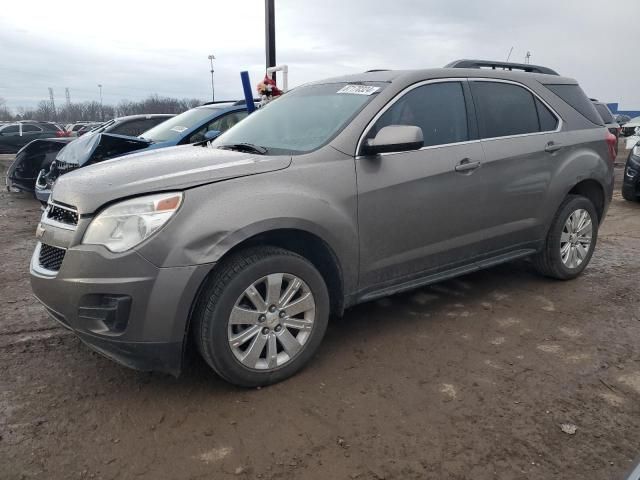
(47, 204), (78, 226)
(39, 244), (66, 271)
(55, 160), (79, 174)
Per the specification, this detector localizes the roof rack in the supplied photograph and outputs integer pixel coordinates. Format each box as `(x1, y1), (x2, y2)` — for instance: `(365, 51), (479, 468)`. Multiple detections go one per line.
(232, 99), (260, 106)
(445, 59), (559, 76)
(201, 100), (239, 106)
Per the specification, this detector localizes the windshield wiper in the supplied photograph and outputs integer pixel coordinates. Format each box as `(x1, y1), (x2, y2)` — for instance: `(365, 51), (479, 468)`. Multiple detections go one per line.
(217, 143), (268, 154)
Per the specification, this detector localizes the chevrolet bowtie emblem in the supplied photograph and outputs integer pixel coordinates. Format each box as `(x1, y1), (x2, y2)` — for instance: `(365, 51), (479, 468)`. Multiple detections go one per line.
(36, 224), (45, 239)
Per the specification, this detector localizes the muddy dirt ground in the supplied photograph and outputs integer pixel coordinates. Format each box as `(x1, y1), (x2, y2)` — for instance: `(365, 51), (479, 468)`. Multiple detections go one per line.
(1, 152), (639, 480)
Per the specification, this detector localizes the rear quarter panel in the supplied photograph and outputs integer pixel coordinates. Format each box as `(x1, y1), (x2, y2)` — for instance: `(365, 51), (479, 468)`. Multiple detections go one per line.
(540, 127), (613, 227)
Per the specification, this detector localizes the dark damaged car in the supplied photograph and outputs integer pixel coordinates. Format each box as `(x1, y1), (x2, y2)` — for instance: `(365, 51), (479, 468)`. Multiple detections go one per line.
(6, 114), (173, 197)
(28, 103), (248, 203)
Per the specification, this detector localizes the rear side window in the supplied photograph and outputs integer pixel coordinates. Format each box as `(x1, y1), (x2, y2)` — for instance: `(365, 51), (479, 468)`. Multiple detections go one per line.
(22, 124), (42, 133)
(471, 82), (541, 138)
(544, 84), (603, 126)
(593, 103), (614, 123)
(535, 98), (559, 132)
(369, 81), (469, 147)
(1, 125), (19, 134)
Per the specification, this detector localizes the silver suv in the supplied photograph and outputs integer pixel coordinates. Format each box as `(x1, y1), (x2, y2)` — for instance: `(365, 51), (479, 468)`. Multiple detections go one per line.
(30, 60), (615, 386)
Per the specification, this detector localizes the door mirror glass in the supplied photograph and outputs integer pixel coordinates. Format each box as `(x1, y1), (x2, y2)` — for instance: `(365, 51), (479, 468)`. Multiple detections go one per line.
(362, 125), (423, 155)
(204, 129), (222, 141)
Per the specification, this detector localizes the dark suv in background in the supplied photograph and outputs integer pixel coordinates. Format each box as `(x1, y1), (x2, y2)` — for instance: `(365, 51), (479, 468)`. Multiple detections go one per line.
(0, 121), (66, 153)
(30, 60), (614, 387)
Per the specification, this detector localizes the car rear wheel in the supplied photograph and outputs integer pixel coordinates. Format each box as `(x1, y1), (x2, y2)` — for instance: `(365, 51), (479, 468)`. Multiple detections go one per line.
(193, 246), (330, 387)
(532, 195), (598, 280)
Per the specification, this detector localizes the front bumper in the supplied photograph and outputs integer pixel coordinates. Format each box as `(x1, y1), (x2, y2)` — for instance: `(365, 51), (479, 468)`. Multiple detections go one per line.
(30, 242), (213, 376)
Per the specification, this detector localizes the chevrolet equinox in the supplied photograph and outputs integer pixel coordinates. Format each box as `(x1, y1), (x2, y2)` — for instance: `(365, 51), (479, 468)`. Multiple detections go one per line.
(30, 60), (615, 386)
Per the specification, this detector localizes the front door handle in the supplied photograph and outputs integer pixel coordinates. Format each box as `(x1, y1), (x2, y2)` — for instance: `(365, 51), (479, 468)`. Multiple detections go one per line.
(545, 141), (563, 153)
(455, 159), (481, 172)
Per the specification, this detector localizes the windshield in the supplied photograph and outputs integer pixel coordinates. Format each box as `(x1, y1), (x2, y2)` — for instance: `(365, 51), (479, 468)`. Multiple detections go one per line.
(140, 107), (218, 142)
(212, 82), (386, 155)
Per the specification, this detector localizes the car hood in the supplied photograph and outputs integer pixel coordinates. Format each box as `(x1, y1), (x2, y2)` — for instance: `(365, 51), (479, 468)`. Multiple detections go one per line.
(51, 144), (292, 214)
(56, 132), (152, 166)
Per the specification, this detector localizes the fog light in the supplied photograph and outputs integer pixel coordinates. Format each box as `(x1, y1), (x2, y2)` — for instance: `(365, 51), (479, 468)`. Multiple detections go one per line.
(78, 294), (131, 334)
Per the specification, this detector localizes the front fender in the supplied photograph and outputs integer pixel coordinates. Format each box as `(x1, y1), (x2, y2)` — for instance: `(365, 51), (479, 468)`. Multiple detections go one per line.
(137, 157), (359, 295)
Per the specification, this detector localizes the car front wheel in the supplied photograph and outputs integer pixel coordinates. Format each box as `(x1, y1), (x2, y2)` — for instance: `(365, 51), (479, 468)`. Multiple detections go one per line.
(533, 195), (599, 280)
(193, 246), (330, 387)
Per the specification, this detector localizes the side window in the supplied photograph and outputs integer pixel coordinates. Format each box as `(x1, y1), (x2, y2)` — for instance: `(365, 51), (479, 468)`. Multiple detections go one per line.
(368, 82), (468, 147)
(22, 124), (42, 133)
(1, 125), (19, 134)
(144, 117), (169, 130)
(471, 82), (541, 138)
(110, 119), (147, 137)
(187, 111), (248, 143)
(535, 98), (559, 132)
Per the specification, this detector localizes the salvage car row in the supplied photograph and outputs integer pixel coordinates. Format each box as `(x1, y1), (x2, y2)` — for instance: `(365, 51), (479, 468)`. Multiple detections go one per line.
(6, 102), (250, 202)
(4, 59), (638, 387)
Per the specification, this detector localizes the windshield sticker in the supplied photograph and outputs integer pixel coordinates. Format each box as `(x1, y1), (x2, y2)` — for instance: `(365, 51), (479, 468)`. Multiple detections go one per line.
(170, 126), (188, 133)
(337, 85), (380, 95)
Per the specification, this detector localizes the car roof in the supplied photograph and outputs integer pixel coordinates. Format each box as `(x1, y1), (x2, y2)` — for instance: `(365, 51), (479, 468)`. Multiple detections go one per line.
(112, 114), (175, 122)
(309, 67), (578, 88)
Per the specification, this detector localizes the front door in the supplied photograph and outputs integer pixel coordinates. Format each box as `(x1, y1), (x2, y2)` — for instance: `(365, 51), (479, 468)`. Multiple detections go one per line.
(356, 80), (487, 291)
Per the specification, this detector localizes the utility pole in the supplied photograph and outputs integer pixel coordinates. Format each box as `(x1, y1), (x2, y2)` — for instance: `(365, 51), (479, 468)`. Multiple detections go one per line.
(97, 84), (103, 121)
(48, 87), (56, 120)
(208, 54), (215, 102)
(265, 0), (276, 80)
(525, 51), (531, 64)
(65, 87), (71, 108)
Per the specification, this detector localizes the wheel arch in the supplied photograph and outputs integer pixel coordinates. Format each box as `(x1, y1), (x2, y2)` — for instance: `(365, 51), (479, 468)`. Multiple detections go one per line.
(179, 225), (346, 371)
(567, 179), (606, 222)
(221, 228), (346, 317)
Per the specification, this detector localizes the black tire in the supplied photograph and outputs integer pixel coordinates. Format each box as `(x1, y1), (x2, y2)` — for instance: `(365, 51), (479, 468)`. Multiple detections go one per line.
(193, 246), (330, 387)
(622, 184), (638, 202)
(532, 195), (599, 280)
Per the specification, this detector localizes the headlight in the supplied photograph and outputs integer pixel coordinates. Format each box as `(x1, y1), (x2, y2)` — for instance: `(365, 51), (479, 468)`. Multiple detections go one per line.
(83, 192), (183, 252)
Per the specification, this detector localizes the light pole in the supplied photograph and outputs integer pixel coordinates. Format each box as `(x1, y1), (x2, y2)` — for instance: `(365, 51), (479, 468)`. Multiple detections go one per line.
(208, 55), (215, 102)
(97, 84), (103, 121)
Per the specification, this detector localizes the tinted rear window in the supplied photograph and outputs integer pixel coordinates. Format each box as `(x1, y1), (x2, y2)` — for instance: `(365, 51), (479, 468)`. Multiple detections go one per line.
(544, 84), (603, 125)
(593, 103), (614, 123)
(535, 98), (559, 132)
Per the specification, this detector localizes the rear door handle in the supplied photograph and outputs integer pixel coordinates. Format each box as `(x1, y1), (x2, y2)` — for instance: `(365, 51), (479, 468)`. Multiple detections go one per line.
(455, 159), (481, 172)
(545, 141), (563, 153)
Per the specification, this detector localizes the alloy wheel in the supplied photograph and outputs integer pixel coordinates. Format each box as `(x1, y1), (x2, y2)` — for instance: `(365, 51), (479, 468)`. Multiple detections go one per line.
(227, 273), (316, 370)
(560, 208), (593, 269)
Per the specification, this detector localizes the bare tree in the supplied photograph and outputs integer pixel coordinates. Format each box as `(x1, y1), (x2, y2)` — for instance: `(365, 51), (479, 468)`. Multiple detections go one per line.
(2, 94), (204, 122)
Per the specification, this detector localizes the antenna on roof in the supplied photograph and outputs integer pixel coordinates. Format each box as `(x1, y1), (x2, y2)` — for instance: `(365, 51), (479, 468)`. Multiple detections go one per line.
(506, 46), (513, 62)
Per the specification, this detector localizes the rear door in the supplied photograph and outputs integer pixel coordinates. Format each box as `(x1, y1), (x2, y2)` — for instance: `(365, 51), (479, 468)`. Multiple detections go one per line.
(356, 79), (488, 289)
(19, 124), (45, 147)
(468, 79), (562, 250)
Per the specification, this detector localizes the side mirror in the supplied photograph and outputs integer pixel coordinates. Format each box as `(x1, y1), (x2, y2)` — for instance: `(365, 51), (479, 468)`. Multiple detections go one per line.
(361, 125), (424, 156)
(204, 130), (222, 141)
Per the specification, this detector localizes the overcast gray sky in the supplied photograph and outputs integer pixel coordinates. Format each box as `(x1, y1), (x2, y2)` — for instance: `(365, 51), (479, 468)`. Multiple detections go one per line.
(1, 0), (638, 111)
